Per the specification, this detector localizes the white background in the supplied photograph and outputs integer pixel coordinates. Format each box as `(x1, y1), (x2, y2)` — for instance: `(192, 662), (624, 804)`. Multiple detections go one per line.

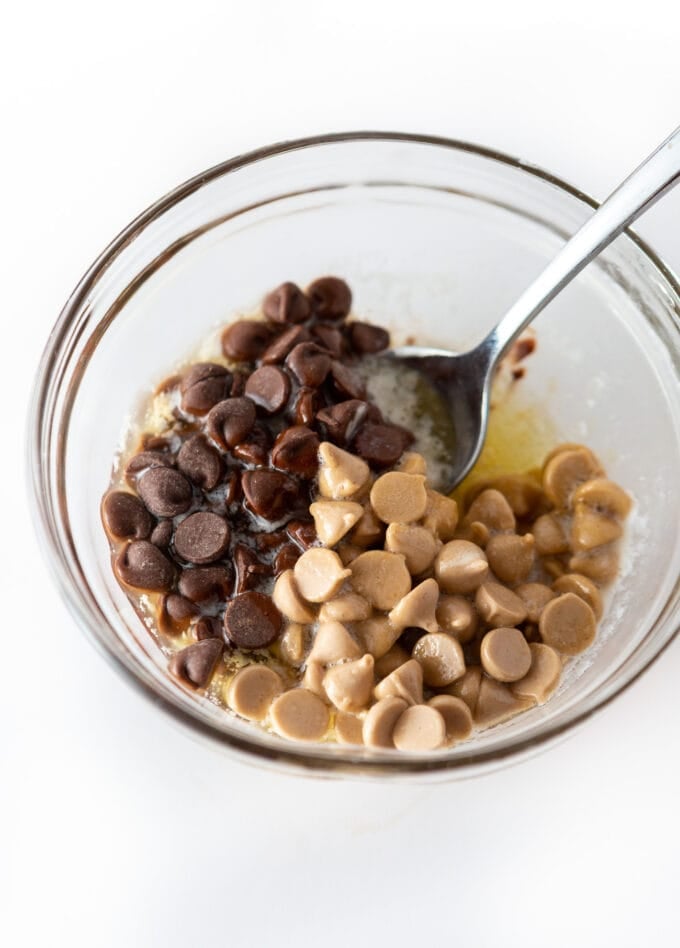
(2, 2), (679, 946)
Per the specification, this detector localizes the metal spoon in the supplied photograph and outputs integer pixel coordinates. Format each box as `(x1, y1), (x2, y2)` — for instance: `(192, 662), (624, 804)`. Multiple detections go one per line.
(388, 125), (680, 490)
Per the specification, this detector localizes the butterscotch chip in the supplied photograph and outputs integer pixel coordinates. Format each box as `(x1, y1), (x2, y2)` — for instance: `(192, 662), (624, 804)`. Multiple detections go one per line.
(485, 533), (535, 585)
(335, 711), (364, 745)
(317, 442), (370, 499)
(552, 573), (603, 619)
(483, 474), (544, 519)
(465, 489), (515, 533)
(356, 616), (401, 659)
(475, 676), (535, 727)
(351, 505), (384, 548)
(323, 654), (375, 712)
(515, 583), (556, 623)
(363, 696), (409, 748)
(421, 489), (459, 540)
(542, 447), (603, 508)
(370, 472), (428, 524)
(374, 659), (424, 706)
(319, 592), (372, 623)
(374, 645), (411, 679)
(570, 508), (622, 552)
(388, 578), (439, 634)
(412, 632), (465, 687)
(533, 513), (569, 555)
(539, 592), (597, 655)
(436, 595), (478, 644)
(572, 478), (632, 518)
(568, 547), (619, 584)
(480, 627), (532, 683)
(445, 666), (482, 713)
(278, 623), (308, 667)
(395, 452), (428, 476)
(226, 665), (283, 722)
(350, 550), (412, 610)
(310, 500), (363, 547)
(272, 570), (316, 623)
(294, 548), (351, 603)
(475, 582), (528, 628)
(385, 523), (439, 575)
(393, 705), (446, 751)
(511, 643), (562, 703)
(434, 540), (489, 595)
(270, 689), (330, 742)
(308, 620), (363, 665)
(428, 695), (473, 743)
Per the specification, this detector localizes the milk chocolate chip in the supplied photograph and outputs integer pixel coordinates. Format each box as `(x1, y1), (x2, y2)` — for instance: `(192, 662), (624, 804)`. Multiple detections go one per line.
(271, 426), (320, 478)
(206, 397), (256, 449)
(224, 591), (283, 649)
(137, 467), (192, 518)
(245, 366), (291, 415)
(180, 362), (232, 415)
(178, 565), (233, 602)
(261, 325), (308, 365)
(174, 512), (231, 564)
(307, 276), (352, 321)
(349, 321), (389, 354)
(354, 423), (413, 467)
(177, 434), (222, 490)
(233, 543), (269, 594)
(115, 540), (175, 591)
(316, 400), (368, 445)
(241, 469), (299, 520)
(169, 638), (223, 688)
(222, 320), (273, 361)
(124, 450), (174, 484)
(286, 343), (332, 387)
(102, 491), (153, 540)
(263, 282), (311, 324)
(150, 519), (173, 549)
(329, 361), (366, 400)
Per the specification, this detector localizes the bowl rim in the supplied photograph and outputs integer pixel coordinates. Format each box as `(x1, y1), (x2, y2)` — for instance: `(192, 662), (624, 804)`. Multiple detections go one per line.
(28, 130), (680, 778)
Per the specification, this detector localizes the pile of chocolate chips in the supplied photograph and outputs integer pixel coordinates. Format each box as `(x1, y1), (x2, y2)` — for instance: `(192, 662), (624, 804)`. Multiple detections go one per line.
(102, 277), (415, 688)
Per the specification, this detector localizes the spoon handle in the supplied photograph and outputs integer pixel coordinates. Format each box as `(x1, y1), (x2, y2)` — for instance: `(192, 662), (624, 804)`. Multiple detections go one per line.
(486, 125), (680, 361)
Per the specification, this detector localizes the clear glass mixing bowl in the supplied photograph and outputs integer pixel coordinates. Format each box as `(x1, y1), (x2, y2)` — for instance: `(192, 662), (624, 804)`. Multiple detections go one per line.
(29, 132), (680, 780)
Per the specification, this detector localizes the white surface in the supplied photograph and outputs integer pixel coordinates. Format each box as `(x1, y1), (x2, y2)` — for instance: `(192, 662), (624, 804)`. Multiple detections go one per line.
(2, 2), (679, 945)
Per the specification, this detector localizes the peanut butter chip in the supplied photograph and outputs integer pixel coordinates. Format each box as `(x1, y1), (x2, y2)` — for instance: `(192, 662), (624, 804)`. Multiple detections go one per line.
(515, 583), (556, 623)
(571, 507), (622, 551)
(335, 711), (364, 745)
(511, 643), (562, 703)
(552, 573), (603, 619)
(434, 540), (489, 595)
(356, 616), (401, 658)
(302, 661), (326, 697)
(363, 696), (408, 748)
(310, 500), (363, 546)
(485, 533), (535, 585)
(435, 596), (478, 644)
(422, 490), (459, 540)
(227, 665), (283, 722)
(374, 659), (424, 706)
(539, 592), (597, 655)
(542, 447), (603, 508)
(396, 452), (428, 476)
(374, 645), (411, 679)
(324, 654), (375, 712)
(317, 442), (370, 499)
(392, 705), (446, 751)
(272, 570), (317, 622)
(428, 695), (473, 743)
(278, 623), (308, 666)
(385, 523), (439, 575)
(319, 592), (371, 623)
(412, 632), (466, 687)
(569, 547), (619, 584)
(388, 578), (439, 633)
(445, 666), (482, 713)
(350, 550), (412, 610)
(480, 627), (532, 683)
(475, 582), (528, 628)
(294, 548), (351, 603)
(475, 676), (535, 728)
(465, 489), (515, 532)
(370, 472), (428, 524)
(533, 513), (569, 555)
(351, 505), (384, 547)
(270, 689), (330, 742)
(308, 621), (362, 664)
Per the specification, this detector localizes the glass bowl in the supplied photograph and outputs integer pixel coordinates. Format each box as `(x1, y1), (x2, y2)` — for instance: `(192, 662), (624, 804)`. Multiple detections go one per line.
(29, 132), (680, 780)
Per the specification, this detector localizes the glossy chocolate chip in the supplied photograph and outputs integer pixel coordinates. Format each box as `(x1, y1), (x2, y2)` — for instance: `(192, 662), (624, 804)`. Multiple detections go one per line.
(174, 511), (231, 564)
(232, 424), (272, 466)
(180, 362), (232, 415)
(307, 276), (352, 321)
(329, 361), (367, 400)
(124, 450), (174, 484)
(270, 426), (320, 477)
(261, 325), (308, 365)
(115, 540), (175, 591)
(163, 594), (200, 622)
(169, 638), (223, 688)
(354, 423), (414, 467)
(206, 397), (256, 449)
(316, 399), (368, 445)
(348, 321), (390, 354)
(263, 282), (311, 324)
(178, 565), (233, 602)
(233, 543), (270, 594)
(311, 323), (345, 358)
(292, 387), (321, 426)
(286, 342), (332, 388)
(244, 365), (291, 415)
(223, 591), (283, 649)
(222, 320), (273, 362)
(230, 371), (248, 397)
(177, 434), (222, 490)
(137, 467), (193, 517)
(241, 469), (300, 521)
(194, 616), (223, 640)
(286, 519), (317, 550)
(102, 491), (153, 540)
(274, 543), (301, 575)
(150, 520), (173, 549)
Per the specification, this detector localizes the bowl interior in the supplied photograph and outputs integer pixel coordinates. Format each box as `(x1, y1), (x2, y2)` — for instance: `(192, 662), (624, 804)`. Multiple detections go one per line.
(40, 137), (680, 776)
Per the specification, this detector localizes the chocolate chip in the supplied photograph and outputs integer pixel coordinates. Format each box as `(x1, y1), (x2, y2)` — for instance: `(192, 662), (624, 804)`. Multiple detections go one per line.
(179, 362), (232, 415)
(292, 387), (321, 426)
(274, 543), (301, 575)
(222, 320), (273, 362)
(137, 467), (193, 517)
(311, 323), (345, 358)
(244, 366), (291, 415)
(286, 342), (331, 388)
(329, 361), (366, 400)
(163, 594), (200, 623)
(177, 434), (222, 490)
(142, 434), (171, 452)
(241, 469), (299, 521)
(125, 450), (174, 484)
(230, 371), (248, 397)
(286, 519), (317, 550)
(263, 282), (311, 324)
(174, 511), (231, 564)
(194, 616), (223, 640)
(232, 424), (272, 466)
(316, 399), (368, 445)
(178, 565), (233, 602)
(150, 520), (173, 549)
(307, 276), (352, 321)
(115, 540), (175, 591)
(261, 325), (309, 365)
(223, 592), (283, 649)
(233, 543), (270, 594)
(348, 321), (390, 354)
(101, 491), (153, 540)
(169, 638), (223, 688)
(206, 397), (256, 449)
(353, 422), (414, 467)
(270, 426), (320, 478)
(253, 530), (288, 551)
